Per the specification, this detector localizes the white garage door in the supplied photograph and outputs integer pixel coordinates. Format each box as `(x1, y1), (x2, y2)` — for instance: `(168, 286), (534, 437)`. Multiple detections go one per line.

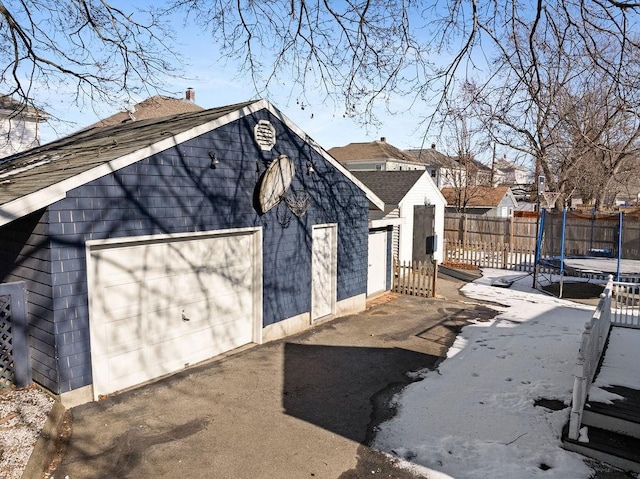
(367, 230), (388, 296)
(87, 229), (262, 398)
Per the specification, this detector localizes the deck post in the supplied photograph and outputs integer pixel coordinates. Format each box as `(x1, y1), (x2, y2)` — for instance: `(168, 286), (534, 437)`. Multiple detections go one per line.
(569, 343), (588, 440)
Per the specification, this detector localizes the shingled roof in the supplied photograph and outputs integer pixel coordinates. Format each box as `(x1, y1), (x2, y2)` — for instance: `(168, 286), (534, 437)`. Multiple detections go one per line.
(0, 95), (48, 120)
(441, 186), (513, 208)
(328, 138), (419, 164)
(0, 101), (253, 210)
(352, 170), (426, 205)
(405, 147), (453, 167)
(0, 99), (385, 226)
(84, 92), (204, 129)
(406, 148), (491, 175)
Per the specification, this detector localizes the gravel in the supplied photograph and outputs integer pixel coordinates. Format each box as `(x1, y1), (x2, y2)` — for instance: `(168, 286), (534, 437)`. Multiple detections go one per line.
(0, 385), (54, 479)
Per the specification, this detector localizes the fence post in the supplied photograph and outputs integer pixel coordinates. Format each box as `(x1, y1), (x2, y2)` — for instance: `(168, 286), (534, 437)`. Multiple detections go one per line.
(432, 260), (438, 297)
(460, 214), (467, 244)
(502, 243), (508, 269)
(508, 216), (514, 248)
(392, 257), (397, 293)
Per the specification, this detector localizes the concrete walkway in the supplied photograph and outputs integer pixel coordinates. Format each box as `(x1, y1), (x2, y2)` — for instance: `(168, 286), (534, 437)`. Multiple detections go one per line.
(51, 277), (499, 479)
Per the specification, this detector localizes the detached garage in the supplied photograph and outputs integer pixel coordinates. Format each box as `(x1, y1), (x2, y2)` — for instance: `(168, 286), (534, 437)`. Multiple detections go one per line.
(0, 100), (383, 405)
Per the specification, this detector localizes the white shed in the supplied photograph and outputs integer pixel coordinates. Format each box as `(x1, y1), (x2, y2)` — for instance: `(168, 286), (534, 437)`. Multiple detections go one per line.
(354, 170), (447, 265)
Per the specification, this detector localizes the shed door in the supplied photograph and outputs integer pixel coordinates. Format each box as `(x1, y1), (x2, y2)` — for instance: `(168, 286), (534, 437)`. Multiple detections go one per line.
(412, 205), (436, 262)
(311, 224), (337, 321)
(367, 230), (388, 295)
(88, 231), (260, 398)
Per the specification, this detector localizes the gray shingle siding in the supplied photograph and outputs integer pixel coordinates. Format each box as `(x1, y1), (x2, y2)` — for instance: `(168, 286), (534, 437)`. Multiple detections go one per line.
(1, 109), (368, 394)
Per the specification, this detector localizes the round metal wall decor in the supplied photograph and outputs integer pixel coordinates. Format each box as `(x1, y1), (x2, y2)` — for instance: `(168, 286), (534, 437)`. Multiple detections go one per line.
(258, 154), (295, 214)
(285, 189), (311, 217)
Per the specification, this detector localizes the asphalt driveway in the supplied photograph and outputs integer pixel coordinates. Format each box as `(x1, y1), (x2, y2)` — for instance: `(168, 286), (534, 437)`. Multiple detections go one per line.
(52, 278), (499, 479)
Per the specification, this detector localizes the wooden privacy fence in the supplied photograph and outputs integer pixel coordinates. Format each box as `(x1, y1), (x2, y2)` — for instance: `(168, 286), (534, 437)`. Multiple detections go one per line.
(444, 239), (535, 271)
(392, 258), (438, 298)
(444, 213), (537, 249)
(445, 211), (640, 259)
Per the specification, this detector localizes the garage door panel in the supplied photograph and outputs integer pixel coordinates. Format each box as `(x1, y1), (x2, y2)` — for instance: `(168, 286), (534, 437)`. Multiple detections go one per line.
(185, 294), (252, 332)
(101, 314), (144, 356)
(145, 304), (185, 344)
(94, 247), (150, 284)
(100, 284), (144, 318)
(144, 290), (254, 345)
(105, 347), (180, 394)
(89, 230), (260, 398)
(182, 320), (252, 361)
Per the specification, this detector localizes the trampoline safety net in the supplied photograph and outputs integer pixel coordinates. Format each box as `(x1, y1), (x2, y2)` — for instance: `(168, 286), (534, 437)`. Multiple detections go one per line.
(537, 209), (640, 282)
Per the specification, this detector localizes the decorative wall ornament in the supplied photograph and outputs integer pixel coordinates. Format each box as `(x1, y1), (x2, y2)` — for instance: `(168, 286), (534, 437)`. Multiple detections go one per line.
(258, 154), (295, 214)
(285, 189), (311, 217)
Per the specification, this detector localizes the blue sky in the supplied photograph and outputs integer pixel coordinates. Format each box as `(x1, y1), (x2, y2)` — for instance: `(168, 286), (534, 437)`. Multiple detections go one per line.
(36, 1), (455, 153)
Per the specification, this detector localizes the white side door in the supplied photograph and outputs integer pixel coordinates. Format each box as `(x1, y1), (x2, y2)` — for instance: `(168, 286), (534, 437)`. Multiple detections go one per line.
(367, 230), (388, 295)
(311, 224), (337, 321)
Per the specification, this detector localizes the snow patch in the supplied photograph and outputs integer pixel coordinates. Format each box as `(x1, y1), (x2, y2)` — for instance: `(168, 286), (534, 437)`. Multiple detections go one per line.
(373, 269), (598, 478)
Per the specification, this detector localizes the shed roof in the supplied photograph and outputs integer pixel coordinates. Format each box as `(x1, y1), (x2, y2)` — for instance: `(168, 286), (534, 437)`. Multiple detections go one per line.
(441, 186), (514, 208)
(0, 99), (384, 226)
(352, 170), (425, 205)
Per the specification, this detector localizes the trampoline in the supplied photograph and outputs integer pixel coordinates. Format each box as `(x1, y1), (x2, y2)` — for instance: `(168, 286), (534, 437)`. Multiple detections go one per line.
(534, 208), (640, 297)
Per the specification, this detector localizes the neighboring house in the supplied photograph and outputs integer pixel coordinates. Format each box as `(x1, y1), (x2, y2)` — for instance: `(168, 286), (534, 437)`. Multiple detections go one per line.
(492, 157), (531, 186)
(0, 99), (384, 406)
(352, 171), (447, 272)
(0, 95), (48, 159)
(441, 186), (517, 217)
(406, 145), (491, 188)
(84, 88), (203, 129)
(491, 156), (533, 201)
(328, 137), (425, 172)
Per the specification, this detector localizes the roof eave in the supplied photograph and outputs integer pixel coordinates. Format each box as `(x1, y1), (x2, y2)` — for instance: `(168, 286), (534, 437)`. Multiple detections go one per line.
(261, 104), (385, 211)
(0, 100), (263, 227)
(0, 99), (386, 226)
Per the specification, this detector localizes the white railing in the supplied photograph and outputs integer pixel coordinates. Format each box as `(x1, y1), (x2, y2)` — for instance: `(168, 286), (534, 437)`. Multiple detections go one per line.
(611, 281), (640, 328)
(568, 276), (613, 440)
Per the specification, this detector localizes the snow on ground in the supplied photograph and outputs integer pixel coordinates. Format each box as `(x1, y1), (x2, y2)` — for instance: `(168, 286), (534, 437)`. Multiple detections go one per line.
(373, 269), (603, 478)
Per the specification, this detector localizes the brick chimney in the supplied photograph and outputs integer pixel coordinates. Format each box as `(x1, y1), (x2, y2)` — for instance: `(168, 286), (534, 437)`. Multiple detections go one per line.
(186, 88), (195, 103)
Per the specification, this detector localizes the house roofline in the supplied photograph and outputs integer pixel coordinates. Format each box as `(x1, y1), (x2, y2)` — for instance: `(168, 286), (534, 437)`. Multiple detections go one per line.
(260, 102), (384, 211)
(0, 99), (383, 227)
(396, 170), (447, 208)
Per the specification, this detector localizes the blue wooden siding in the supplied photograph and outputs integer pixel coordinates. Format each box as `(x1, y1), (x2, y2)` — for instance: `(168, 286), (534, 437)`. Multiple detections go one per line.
(0, 109), (368, 394)
(0, 210), (58, 391)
